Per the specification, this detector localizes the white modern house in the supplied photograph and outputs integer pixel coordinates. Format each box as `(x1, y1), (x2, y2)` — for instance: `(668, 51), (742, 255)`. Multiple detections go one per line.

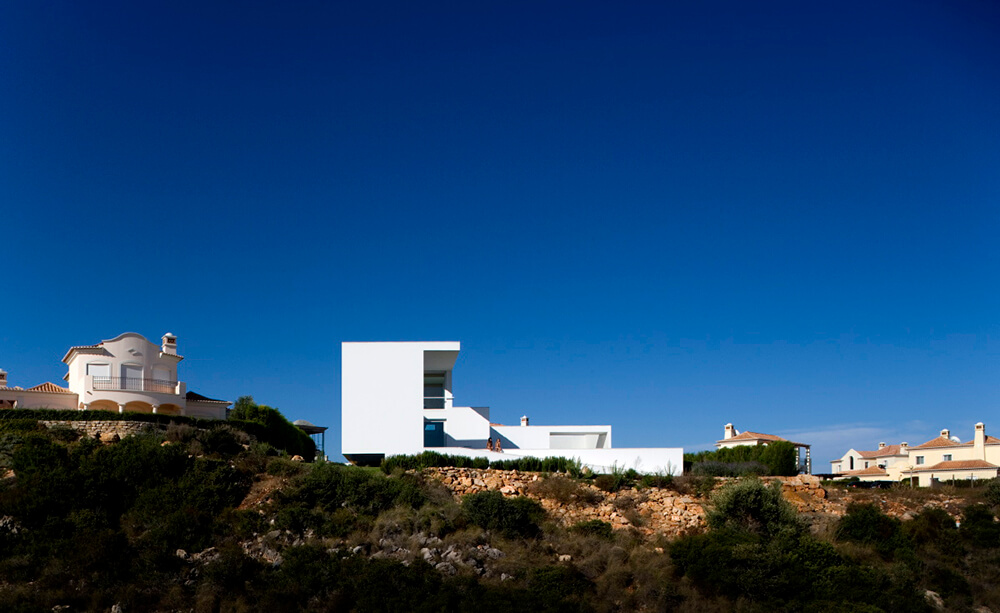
(0, 332), (230, 419)
(341, 341), (683, 474)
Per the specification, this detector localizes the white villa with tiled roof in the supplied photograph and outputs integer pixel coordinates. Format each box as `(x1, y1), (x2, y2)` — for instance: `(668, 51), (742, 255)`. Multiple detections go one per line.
(832, 424), (1000, 486)
(831, 443), (909, 480)
(0, 332), (229, 419)
(715, 423), (812, 473)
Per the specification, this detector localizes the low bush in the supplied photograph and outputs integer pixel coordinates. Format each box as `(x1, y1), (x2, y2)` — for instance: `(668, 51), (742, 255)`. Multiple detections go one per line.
(834, 502), (911, 559)
(639, 472), (673, 489)
(462, 490), (544, 538)
(528, 475), (601, 504)
(267, 457), (306, 477)
(685, 440), (799, 476)
(707, 478), (803, 539)
(381, 451), (583, 475)
(690, 460), (768, 477)
(960, 504), (1000, 548)
(570, 519), (614, 540)
(229, 396), (315, 460)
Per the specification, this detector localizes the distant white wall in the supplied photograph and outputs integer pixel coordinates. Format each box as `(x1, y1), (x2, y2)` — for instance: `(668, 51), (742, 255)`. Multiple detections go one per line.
(429, 446), (683, 476)
(493, 424), (612, 450)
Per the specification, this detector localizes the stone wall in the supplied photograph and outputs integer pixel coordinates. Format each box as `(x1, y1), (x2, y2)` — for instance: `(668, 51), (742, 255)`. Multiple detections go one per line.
(422, 468), (835, 538)
(40, 420), (162, 440)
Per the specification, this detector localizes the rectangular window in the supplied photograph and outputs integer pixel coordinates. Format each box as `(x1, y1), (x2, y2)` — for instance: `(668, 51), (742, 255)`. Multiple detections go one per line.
(943, 454), (952, 462)
(424, 372), (446, 409)
(87, 363), (111, 379)
(916, 456), (925, 465)
(864, 461), (869, 468)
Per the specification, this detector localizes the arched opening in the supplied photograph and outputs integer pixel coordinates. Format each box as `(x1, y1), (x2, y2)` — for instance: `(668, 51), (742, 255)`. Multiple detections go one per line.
(157, 403), (182, 416)
(124, 401), (153, 414)
(89, 399), (120, 414)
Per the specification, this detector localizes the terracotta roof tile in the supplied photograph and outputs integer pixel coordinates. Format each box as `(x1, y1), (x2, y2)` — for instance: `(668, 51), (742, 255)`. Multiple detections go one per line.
(857, 444), (905, 458)
(908, 459), (999, 472)
(839, 466), (889, 477)
(717, 431), (809, 447)
(25, 382), (73, 394)
(911, 436), (963, 449)
(961, 436), (1000, 446)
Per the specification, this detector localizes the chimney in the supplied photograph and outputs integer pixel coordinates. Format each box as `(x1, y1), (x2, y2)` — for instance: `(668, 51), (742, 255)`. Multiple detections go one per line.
(975, 423), (986, 458)
(879, 442), (886, 449)
(940, 428), (950, 440)
(724, 423), (736, 440)
(0, 369), (7, 387)
(521, 415), (529, 427)
(901, 442), (908, 451)
(161, 333), (177, 356)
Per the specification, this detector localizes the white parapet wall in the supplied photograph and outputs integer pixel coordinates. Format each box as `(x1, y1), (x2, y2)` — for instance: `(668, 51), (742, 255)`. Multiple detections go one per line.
(422, 446), (683, 475)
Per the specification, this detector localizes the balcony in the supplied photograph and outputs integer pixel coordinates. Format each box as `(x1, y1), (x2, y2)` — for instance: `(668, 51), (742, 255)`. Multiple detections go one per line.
(92, 377), (179, 394)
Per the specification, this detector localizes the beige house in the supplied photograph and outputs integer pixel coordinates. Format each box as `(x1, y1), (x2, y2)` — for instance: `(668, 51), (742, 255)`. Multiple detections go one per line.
(830, 442), (909, 480)
(832, 424), (1000, 486)
(716, 423), (812, 474)
(0, 332), (229, 419)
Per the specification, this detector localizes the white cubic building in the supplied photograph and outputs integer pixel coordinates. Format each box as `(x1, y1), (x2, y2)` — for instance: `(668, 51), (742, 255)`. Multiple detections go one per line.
(341, 341), (682, 474)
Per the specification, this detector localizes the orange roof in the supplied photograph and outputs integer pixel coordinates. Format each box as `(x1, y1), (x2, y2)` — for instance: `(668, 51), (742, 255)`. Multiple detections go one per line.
(962, 436), (1000, 446)
(717, 431), (809, 447)
(25, 382), (73, 394)
(911, 436), (962, 449)
(839, 465), (888, 477)
(908, 459), (999, 473)
(858, 444), (905, 459)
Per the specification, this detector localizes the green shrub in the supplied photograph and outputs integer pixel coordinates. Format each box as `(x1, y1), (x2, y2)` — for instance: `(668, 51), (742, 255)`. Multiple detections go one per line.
(462, 490), (544, 538)
(229, 396), (315, 460)
(380, 451), (583, 474)
(267, 457), (305, 477)
(959, 504), (1000, 548)
(984, 478), (1000, 508)
(707, 478), (803, 539)
(570, 519), (614, 540)
(639, 472), (673, 489)
(690, 460), (768, 477)
(685, 441), (799, 476)
(528, 475), (600, 504)
(280, 462), (426, 520)
(834, 502), (911, 559)
(0, 418), (43, 432)
(904, 507), (957, 547)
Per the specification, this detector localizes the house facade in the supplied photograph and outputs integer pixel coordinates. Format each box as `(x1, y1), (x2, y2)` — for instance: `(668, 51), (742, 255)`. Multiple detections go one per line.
(716, 423), (812, 474)
(830, 443), (909, 480)
(832, 424), (1000, 486)
(341, 342), (683, 474)
(0, 332), (230, 419)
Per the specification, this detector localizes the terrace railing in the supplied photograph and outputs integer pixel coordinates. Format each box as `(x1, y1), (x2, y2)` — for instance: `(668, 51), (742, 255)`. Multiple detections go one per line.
(92, 377), (178, 394)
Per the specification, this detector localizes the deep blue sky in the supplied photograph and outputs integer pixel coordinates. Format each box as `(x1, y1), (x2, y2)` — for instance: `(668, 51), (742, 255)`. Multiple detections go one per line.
(2, 1), (997, 466)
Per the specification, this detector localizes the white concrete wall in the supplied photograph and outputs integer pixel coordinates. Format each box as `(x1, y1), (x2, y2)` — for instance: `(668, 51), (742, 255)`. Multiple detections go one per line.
(426, 405), (490, 448)
(342, 342), (460, 457)
(492, 424), (612, 450)
(427, 446), (683, 476)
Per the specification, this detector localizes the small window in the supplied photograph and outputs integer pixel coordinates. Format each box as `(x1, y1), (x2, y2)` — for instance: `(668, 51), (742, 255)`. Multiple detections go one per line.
(916, 456), (925, 465)
(864, 461), (869, 469)
(943, 454), (952, 462)
(87, 363), (111, 379)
